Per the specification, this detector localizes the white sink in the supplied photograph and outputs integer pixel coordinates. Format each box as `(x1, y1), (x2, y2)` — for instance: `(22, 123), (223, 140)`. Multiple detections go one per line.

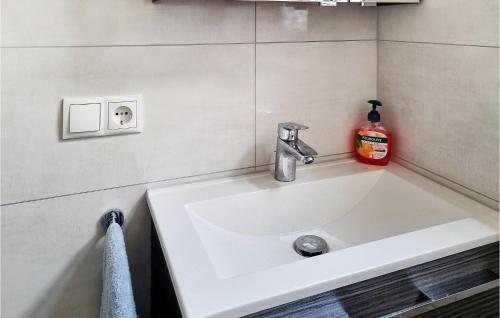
(147, 159), (499, 318)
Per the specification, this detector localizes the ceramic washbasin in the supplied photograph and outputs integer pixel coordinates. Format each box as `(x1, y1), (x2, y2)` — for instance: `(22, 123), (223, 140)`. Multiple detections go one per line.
(147, 159), (499, 318)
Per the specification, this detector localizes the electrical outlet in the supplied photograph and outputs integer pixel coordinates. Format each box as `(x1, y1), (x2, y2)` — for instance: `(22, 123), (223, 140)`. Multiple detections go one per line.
(108, 100), (137, 130)
(62, 94), (143, 140)
(106, 95), (143, 135)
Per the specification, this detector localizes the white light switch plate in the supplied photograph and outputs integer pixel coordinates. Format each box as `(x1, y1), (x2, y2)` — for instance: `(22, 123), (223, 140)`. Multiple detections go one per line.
(62, 95), (143, 140)
(69, 103), (101, 133)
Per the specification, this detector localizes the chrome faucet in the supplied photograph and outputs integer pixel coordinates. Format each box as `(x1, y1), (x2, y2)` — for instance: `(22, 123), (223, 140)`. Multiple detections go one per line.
(274, 122), (318, 182)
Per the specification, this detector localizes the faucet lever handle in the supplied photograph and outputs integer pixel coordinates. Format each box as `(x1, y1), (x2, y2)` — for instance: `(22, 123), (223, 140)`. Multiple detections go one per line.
(278, 122), (309, 141)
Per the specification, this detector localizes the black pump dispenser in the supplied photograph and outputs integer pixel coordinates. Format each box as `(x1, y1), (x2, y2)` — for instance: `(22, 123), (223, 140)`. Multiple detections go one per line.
(367, 99), (382, 123)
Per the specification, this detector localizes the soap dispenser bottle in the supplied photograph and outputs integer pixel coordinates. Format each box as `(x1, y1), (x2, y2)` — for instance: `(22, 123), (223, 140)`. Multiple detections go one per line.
(355, 100), (393, 166)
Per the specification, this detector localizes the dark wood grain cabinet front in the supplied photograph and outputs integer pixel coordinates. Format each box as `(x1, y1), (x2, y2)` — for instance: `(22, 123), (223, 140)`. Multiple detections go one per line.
(245, 242), (499, 318)
(152, 218), (498, 318)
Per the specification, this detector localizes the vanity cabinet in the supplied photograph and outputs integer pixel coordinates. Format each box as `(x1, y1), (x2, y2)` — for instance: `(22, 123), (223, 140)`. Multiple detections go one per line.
(246, 242), (499, 318)
(152, 231), (498, 318)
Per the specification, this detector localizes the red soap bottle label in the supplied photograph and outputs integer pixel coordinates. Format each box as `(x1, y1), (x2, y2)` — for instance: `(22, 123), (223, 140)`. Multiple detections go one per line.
(356, 130), (388, 159)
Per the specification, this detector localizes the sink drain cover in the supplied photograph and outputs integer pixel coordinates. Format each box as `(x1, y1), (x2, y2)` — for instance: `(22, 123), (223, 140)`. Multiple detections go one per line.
(294, 235), (328, 257)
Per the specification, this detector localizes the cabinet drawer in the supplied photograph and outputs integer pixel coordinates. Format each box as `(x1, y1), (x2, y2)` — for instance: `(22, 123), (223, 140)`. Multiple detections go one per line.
(246, 242), (499, 318)
(416, 288), (499, 318)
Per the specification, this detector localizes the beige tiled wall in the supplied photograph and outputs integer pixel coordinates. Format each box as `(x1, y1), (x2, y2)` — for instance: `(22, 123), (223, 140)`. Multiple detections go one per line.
(1, 1), (377, 317)
(3, 1), (498, 317)
(256, 41), (377, 164)
(378, 0), (499, 202)
(2, 45), (256, 203)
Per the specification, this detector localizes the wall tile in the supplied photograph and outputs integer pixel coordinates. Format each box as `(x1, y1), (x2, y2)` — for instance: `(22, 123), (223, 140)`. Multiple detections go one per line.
(256, 41), (377, 165)
(1, 44), (255, 204)
(1, 165), (255, 318)
(379, 41), (499, 200)
(1, 187), (151, 318)
(379, 0), (499, 47)
(257, 3), (377, 42)
(1, 0), (255, 47)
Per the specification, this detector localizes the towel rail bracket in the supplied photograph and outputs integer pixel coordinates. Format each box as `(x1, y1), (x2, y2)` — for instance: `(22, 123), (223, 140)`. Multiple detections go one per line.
(101, 209), (124, 229)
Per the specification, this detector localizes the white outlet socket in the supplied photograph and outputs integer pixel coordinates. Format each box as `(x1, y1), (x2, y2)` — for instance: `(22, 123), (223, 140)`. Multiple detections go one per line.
(105, 95), (143, 136)
(108, 100), (137, 130)
(62, 94), (143, 139)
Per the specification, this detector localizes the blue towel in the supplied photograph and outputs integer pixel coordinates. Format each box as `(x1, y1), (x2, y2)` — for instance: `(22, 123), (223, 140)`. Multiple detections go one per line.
(100, 223), (137, 318)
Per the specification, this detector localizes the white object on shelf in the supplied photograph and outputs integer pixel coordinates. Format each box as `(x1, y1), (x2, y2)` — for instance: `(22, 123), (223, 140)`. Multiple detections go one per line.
(234, 0), (419, 5)
(62, 95), (143, 140)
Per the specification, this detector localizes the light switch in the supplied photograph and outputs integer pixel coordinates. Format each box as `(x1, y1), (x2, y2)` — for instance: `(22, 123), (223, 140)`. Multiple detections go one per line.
(62, 95), (142, 139)
(69, 103), (101, 133)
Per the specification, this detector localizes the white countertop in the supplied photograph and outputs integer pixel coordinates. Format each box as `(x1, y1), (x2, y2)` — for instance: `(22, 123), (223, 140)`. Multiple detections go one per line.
(147, 160), (499, 318)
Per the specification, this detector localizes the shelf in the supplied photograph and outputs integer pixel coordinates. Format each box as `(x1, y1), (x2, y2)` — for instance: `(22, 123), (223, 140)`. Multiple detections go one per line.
(152, 0), (420, 5)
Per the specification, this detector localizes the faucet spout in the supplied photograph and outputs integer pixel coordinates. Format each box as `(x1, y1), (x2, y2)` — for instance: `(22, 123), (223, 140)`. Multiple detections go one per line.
(274, 123), (318, 182)
(295, 139), (318, 163)
(278, 138), (317, 164)
(303, 155), (315, 165)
